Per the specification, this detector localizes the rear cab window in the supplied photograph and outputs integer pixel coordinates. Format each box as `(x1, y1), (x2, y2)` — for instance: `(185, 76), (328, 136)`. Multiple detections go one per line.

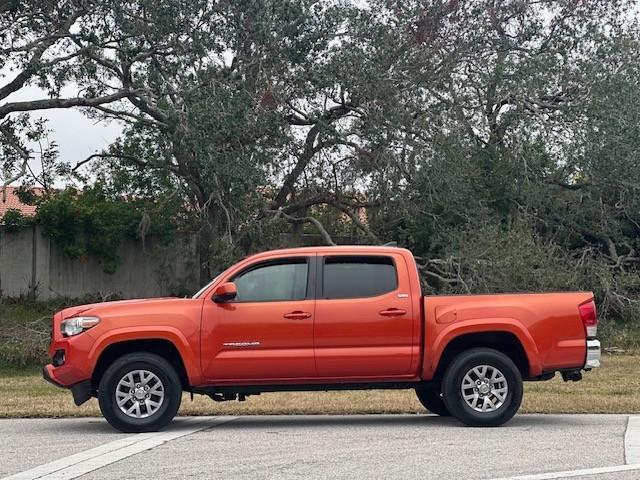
(321, 255), (398, 299)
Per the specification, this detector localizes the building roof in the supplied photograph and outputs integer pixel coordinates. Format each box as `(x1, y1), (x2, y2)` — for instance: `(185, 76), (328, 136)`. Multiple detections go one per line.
(0, 186), (43, 217)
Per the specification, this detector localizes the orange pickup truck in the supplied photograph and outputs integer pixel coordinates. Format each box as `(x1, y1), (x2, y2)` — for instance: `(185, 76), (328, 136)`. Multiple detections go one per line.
(44, 245), (600, 432)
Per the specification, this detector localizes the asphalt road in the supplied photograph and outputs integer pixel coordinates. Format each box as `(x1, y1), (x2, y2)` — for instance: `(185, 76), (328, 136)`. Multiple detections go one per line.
(1, 414), (639, 480)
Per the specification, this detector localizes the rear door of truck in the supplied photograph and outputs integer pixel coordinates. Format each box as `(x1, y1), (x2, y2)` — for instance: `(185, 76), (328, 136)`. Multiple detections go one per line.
(313, 251), (418, 378)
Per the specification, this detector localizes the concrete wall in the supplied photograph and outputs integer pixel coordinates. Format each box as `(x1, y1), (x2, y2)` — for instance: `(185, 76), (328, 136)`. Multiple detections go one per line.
(0, 225), (199, 300)
(0, 227), (366, 301)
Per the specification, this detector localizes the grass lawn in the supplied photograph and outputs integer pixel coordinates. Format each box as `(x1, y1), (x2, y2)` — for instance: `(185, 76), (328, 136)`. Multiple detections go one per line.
(0, 355), (637, 418)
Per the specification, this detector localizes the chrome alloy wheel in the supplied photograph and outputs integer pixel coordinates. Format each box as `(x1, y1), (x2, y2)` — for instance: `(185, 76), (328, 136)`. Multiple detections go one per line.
(115, 369), (165, 418)
(461, 365), (508, 413)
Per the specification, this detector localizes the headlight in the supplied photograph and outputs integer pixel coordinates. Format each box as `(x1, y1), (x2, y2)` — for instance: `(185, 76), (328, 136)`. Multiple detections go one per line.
(61, 316), (100, 337)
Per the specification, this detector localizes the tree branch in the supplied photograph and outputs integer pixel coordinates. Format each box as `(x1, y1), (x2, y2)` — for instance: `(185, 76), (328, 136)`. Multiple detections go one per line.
(264, 209), (336, 246)
(0, 122), (31, 200)
(73, 152), (180, 175)
(0, 8), (85, 101)
(0, 91), (132, 119)
(333, 203), (381, 244)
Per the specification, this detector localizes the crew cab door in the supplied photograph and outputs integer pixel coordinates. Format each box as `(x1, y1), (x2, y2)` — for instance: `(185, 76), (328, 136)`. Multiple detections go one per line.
(314, 253), (417, 378)
(200, 255), (316, 382)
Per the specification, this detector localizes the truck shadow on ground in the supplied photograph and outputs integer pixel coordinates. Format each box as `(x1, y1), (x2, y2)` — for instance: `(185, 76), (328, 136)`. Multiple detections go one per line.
(34, 413), (599, 435)
(203, 413), (592, 431)
(33, 419), (121, 435)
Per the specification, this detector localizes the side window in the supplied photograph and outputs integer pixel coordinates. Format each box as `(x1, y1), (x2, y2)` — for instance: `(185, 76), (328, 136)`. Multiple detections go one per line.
(233, 259), (309, 302)
(322, 256), (397, 299)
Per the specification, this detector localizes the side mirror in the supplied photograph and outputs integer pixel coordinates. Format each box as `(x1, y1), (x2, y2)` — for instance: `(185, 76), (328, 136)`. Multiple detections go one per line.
(212, 282), (237, 303)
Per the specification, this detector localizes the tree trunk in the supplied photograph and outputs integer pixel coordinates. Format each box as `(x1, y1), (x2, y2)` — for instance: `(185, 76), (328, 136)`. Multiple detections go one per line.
(196, 203), (225, 286)
(197, 222), (213, 286)
(289, 206), (307, 246)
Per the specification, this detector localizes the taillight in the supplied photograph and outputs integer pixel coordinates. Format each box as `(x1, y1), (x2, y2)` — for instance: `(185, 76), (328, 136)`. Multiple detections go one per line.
(579, 300), (597, 338)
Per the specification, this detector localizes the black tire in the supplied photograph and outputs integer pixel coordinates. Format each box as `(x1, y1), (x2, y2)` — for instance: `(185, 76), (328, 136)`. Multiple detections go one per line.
(98, 352), (182, 433)
(441, 348), (523, 427)
(415, 388), (451, 416)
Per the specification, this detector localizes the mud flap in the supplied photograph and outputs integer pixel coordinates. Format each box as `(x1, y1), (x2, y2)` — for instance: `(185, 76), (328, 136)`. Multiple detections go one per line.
(70, 380), (93, 406)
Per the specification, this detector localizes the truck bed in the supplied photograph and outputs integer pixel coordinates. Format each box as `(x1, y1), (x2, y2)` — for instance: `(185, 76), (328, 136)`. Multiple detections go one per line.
(421, 292), (593, 380)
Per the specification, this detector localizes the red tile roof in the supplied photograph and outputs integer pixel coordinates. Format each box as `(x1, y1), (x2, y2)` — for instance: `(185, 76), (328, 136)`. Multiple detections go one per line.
(0, 186), (43, 217)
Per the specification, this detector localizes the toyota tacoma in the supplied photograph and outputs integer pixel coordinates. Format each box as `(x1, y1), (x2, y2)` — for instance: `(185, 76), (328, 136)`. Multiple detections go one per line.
(43, 246), (601, 432)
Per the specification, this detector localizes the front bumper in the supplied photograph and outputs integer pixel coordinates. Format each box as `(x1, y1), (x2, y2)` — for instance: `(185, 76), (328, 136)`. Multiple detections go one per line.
(584, 339), (601, 369)
(45, 312), (96, 386)
(43, 310), (97, 406)
(43, 365), (93, 406)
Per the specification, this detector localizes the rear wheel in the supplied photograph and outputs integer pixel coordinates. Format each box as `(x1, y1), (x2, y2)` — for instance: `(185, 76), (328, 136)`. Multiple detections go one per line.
(442, 348), (522, 427)
(98, 352), (182, 433)
(415, 388), (450, 416)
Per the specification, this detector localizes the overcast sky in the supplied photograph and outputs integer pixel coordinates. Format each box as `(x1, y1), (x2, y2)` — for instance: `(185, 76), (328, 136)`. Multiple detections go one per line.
(2, 79), (124, 182)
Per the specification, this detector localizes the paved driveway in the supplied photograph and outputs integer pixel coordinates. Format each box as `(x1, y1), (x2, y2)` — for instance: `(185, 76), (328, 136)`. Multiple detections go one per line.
(1, 414), (639, 479)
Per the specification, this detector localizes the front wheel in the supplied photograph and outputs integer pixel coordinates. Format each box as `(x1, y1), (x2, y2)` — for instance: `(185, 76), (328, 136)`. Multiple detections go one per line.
(442, 348), (523, 427)
(98, 352), (182, 433)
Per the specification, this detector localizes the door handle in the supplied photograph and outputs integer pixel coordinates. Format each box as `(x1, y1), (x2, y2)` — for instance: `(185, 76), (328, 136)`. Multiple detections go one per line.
(379, 308), (406, 317)
(283, 311), (312, 320)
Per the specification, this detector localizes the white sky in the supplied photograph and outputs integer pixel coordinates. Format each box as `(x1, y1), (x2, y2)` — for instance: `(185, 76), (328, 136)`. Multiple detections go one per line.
(2, 80), (124, 183)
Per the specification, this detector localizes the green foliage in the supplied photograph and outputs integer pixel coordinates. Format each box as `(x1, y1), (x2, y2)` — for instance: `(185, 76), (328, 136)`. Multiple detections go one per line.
(355, 0), (640, 330)
(35, 186), (180, 274)
(0, 208), (30, 231)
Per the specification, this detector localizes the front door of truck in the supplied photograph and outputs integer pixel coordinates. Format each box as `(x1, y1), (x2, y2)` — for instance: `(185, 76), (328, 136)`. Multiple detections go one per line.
(200, 255), (316, 382)
(314, 253), (415, 378)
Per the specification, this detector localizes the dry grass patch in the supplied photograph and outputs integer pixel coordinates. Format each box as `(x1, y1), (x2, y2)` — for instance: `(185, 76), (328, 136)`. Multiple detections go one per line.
(522, 354), (640, 413)
(0, 355), (637, 418)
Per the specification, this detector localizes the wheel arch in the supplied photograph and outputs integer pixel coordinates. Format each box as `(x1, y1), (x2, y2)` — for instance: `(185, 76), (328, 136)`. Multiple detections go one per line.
(431, 330), (537, 381)
(91, 338), (191, 390)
